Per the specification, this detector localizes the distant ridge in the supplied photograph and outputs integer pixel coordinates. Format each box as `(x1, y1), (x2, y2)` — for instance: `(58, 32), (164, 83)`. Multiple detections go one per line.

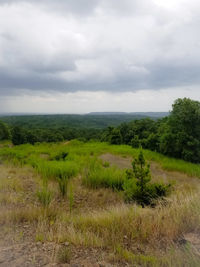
(1, 112), (169, 130)
(88, 112), (169, 117)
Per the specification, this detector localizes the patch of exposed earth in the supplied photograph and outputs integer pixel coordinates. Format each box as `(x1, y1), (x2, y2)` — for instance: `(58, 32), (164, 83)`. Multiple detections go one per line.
(0, 227), (115, 267)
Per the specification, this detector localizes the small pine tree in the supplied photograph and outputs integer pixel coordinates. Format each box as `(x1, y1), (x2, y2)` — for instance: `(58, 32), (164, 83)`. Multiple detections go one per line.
(132, 149), (151, 192)
(124, 149), (171, 207)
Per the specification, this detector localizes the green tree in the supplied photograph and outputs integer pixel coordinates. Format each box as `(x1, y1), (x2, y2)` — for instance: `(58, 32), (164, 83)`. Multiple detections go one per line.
(160, 98), (200, 162)
(109, 128), (122, 144)
(11, 126), (27, 145)
(0, 121), (11, 140)
(130, 135), (140, 148)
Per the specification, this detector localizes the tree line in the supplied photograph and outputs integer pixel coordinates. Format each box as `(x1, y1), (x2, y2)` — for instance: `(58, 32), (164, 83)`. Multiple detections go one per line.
(102, 98), (200, 163)
(0, 98), (200, 163)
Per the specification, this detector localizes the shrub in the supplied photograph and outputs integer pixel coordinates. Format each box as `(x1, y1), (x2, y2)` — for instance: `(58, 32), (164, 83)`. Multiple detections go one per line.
(102, 161), (110, 168)
(54, 152), (69, 161)
(57, 246), (71, 263)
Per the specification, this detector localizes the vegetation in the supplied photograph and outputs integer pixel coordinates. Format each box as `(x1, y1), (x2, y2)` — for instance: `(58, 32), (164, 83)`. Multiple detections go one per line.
(123, 150), (171, 207)
(83, 157), (125, 190)
(103, 98), (200, 163)
(57, 246), (71, 263)
(36, 186), (53, 207)
(1, 97), (200, 164)
(0, 97), (200, 264)
(0, 140), (200, 265)
(0, 121), (11, 141)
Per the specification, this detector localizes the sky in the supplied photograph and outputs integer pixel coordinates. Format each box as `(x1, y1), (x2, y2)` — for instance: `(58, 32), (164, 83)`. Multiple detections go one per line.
(0, 0), (200, 114)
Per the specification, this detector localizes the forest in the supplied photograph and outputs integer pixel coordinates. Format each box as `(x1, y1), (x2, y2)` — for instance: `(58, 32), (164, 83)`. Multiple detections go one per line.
(0, 98), (199, 163)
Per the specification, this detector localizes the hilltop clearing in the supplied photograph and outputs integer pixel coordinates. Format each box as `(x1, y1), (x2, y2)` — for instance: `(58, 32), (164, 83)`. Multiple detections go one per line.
(0, 141), (200, 266)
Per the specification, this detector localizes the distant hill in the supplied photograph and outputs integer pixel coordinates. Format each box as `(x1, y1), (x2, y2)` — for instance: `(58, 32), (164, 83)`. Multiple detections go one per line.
(88, 112), (169, 117)
(0, 112), (169, 129)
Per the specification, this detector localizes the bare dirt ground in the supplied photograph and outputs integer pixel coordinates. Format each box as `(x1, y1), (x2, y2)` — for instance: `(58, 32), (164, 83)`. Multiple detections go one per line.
(0, 217), (115, 267)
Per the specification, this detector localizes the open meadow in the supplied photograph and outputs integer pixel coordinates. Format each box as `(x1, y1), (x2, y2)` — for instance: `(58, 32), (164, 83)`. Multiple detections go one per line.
(0, 140), (200, 266)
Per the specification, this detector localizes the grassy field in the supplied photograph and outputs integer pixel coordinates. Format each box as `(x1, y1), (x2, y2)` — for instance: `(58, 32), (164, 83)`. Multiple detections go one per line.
(0, 140), (200, 266)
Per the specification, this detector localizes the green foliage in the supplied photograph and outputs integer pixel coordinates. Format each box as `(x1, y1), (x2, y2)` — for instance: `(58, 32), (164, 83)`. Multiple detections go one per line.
(123, 150), (171, 207)
(130, 135), (140, 148)
(132, 150), (151, 191)
(5, 97), (200, 163)
(1, 113), (163, 130)
(101, 98), (200, 163)
(102, 161), (110, 168)
(0, 121), (11, 140)
(0, 141), (199, 177)
(109, 128), (122, 144)
(12, 126), (27, 145)
(159, 98), (200, 162)
(54, 151), (69, 161)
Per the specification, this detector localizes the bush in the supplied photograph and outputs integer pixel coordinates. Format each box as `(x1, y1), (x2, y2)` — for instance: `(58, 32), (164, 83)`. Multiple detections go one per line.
(54, 151), (69, 161)
(57, 246), (71, 263)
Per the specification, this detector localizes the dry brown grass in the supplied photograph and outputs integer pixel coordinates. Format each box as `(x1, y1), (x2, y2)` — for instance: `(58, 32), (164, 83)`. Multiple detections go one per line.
(0, 160), (200, 266)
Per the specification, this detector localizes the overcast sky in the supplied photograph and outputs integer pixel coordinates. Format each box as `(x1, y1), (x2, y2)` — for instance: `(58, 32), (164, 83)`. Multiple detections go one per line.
(0, 0), (200, 113)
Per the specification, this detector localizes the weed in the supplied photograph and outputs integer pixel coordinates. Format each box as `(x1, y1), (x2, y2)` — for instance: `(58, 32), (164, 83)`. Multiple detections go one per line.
(37, 186), (53, 207)
(57, 174), (68, 198)
(102, 161), (110, 168)
(35, 233), (45, 242)
(68, 184), (74, 214)
(57, 246), (71, 263)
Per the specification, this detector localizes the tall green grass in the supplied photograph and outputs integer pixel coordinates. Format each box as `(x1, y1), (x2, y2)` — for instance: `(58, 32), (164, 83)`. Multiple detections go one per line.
(83, 158), (126, 190)
(1, 141), (200, 180)
(35, 161), (79, 180)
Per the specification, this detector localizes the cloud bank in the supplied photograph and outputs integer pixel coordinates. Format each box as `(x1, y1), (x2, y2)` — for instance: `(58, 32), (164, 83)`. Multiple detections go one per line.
(0, 0), (200, 112)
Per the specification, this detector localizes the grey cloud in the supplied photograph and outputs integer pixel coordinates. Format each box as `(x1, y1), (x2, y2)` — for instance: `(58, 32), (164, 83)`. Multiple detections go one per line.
(0, 0), (200, 96)
(0, 0), (156, 17)
(0, 0), (100, 15)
